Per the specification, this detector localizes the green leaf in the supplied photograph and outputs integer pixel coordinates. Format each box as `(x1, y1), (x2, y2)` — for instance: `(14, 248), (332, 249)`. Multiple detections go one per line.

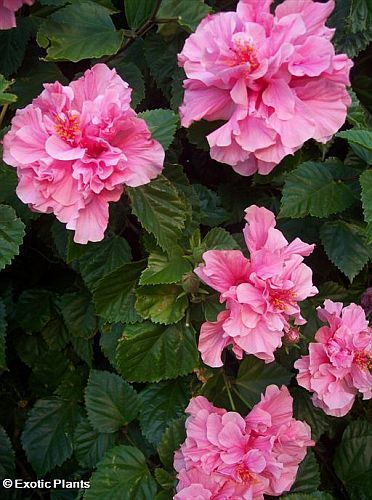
(55, 366), (87, 403)
(328, 0), (372, 58)
(85, 370), (141, 433)
(0, 425), (14, 477)
(0, 18), (35, 77)
(78, 236), (132, 291)
(74, 417), (115, 469)
(0, 75), (16, 105)
(155, 491), (174, 500)
(66, 236), (92, 262)
(86, 445), (157, 500)
(292, 388), (331, 441)
(71, 337), (93, 366)
(127, 176), (187, 253)
(163, 164), (200, 237)
(21, 398), (82, 476)
(334, 420), (372, 500)
(283, 493), (334, 500)
(42, 314), (70, 351)
(193, 184), (229, 226)
(350, 0), (372, 33)
(92, 261), (145, 323)
(158, 416), (186, 470)
(0, 205), (25, 271)
(320, 221), (370, 281)
(202, 227), (241, 251)
(0, 300), (7, 369)
(116, 321), (198, 382)
(139, 379), (189, 446)
(347, 89), (368, 128)
(99, 324), (122, 369)
(360, 169), (372, 243)
(144, 33), (180, 99)
(154, 468), (175, 490)
(291, 451), (320, 493)
(140, 246), (191, 285)
(135, 284), (188, 325)
(125, 0), (157, 30)
(279, 161), (358, 218)
(337, 129), (372, 164)
(37, 1), (123, 62)
(0, 162), (17, 203)
(113, 61), (145, 108)
(16, 289), (53, 333)
(14, 333), (49, 368)
(157, 0), (211, 32)
(187, 120), (224, 151)
(29, 351), (71, 397)
(138, 109), (178, 150)
(170, 67), (185, 112)
(235, 357), (292, 407)
(59, 291), (97, 339)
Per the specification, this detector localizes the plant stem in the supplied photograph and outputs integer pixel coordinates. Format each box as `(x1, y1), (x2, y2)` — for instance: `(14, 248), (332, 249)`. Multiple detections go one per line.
(231, 385), (252, 410)
(222, 372), (236, 411)
(0, 103), (9, 128)
(104, 0), (163, 63)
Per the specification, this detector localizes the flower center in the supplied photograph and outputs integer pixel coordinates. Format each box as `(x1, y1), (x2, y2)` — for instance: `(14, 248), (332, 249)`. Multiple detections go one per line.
(228, 37), (259, 72)
(54, 112), (80, 143)
(270, 289), (297, 311)
(236, 464), (254, 483)
(353, 350), (372, 371)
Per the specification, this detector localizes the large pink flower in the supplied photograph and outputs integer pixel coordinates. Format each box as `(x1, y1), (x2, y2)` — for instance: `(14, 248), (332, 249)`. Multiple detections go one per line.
(3, 64), (164, 243)
(174, 385), (313, 499)
(0, 0), (33, 30)
(178, 0), (352, 176)
(195, 205), (318, 367)
(295, 300), (372, 417)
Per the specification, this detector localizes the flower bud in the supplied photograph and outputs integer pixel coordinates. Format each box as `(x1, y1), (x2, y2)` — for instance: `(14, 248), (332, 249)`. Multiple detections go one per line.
(182, 272), (200, 295)
(284, 327), (300, 345)
(361, 287), (372, 317)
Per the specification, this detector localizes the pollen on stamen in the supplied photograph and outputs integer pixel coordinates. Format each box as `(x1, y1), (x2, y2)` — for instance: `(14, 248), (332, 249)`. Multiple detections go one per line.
(353, 350), (372, 371)
(54, 113), (80, 143)
(227, 38), (260, 72)
(271, 290), (297, 311)
(236, 464), (254, 484)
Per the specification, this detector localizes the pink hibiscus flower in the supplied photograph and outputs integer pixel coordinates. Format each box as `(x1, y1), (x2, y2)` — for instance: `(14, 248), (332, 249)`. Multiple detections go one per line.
(174, 385), (313, 499)
(0, 0), (33, 30)
(3, 64), (164, 243)
(295, 300), (372, 417)
(178, 0), (352, 176)
(195, 205), (318, 367)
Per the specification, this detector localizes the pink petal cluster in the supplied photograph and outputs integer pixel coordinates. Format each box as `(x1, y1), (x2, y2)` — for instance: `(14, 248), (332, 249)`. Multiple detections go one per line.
(194, 205), (318, 367)
(0, 0), (33, 30)
(3, 64), (164, 243)
(295, 300), (372, 417)
(178, 0), (352, 176)
(174, 385), (313, 499)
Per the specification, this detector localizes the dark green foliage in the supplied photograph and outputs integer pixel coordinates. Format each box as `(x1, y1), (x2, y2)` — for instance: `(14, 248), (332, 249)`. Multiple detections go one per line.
(0, 1), (370, 499)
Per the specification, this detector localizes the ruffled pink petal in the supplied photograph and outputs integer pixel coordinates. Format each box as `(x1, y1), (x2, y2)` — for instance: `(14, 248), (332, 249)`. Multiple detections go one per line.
(195, 250), (250, 293)
(198, 311), (230, 368)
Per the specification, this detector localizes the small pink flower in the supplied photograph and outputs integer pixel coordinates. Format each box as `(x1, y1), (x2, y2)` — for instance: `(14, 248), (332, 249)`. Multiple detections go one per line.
(0, 0), (33, 30)
(295, 300), (372, 417)
(174, 385), (313, 499)
(3, 64), (164, 243)
(178, 0), (352, 176)
(195, 205), (317, 367)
